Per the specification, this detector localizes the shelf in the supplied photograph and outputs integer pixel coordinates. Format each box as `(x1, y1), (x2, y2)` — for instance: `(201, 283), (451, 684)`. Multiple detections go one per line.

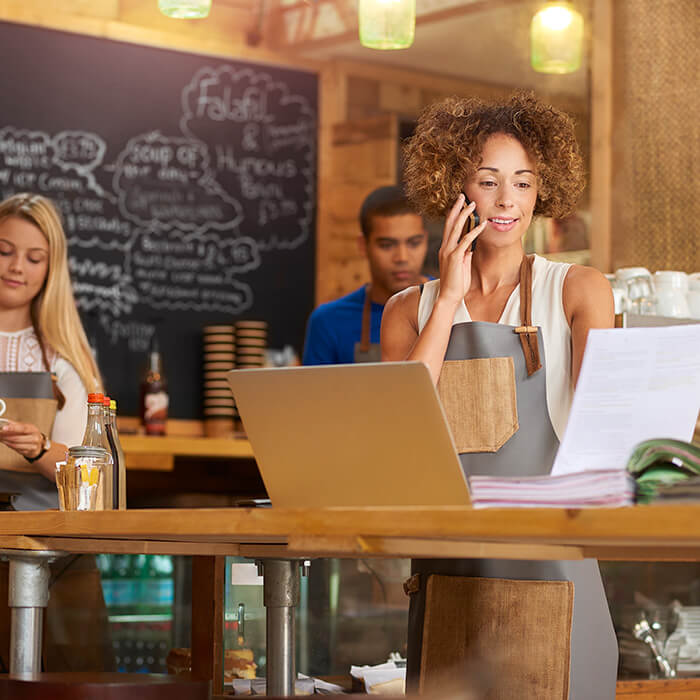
(120, 435), (254, 472)
(108, 613), (173, 623)
(121, 435), (253, 459)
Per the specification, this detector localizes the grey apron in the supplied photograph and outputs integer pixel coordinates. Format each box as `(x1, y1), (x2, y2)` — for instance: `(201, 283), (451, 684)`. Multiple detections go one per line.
(406, 257), (618, 699)
(354, 284), (382, 363)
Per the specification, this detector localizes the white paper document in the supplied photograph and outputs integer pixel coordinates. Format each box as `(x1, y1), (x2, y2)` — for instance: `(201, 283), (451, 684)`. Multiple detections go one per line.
(551, 325), (700, 476)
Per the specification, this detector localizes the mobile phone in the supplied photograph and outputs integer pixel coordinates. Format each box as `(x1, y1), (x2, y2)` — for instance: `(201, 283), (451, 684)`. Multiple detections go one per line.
(461, 192), (480, 251)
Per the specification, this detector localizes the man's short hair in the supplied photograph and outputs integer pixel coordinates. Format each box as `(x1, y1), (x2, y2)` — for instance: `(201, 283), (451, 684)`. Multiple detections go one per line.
(359, 185), (419, 239)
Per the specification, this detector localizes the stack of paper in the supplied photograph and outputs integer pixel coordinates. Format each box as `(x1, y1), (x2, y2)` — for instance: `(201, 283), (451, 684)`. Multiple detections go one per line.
(551, 326), (700, 478)
(350, 662), (406, 694)
(468, 470), (635, 509)
(466, 325), (700, 509)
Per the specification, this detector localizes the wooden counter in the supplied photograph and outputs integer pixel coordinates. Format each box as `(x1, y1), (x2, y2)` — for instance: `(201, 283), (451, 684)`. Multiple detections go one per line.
(2, 505), (700, 697)
(617, 679), (700, 698)
(121, 434), (253, 471)
(0, 503), (700, 561)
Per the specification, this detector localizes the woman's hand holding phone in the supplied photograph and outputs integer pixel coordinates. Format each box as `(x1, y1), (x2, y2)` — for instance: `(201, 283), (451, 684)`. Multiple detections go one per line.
(461, 193), (481, 251)
(437, 193), (487, 306)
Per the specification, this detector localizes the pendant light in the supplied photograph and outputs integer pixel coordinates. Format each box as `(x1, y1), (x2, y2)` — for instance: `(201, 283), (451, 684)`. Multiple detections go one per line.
(530, 1), (584, 74)
(158, 0), (211, 18)
(359, 0), (416, 50)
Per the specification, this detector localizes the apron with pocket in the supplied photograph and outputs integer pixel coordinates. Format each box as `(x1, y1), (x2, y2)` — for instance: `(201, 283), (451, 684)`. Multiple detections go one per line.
(0, 371), (59, 510)
(406, 256), (618, 699)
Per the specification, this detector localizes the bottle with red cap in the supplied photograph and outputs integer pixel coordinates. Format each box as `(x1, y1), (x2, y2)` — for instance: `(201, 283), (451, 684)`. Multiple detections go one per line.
(82, 392), (115, 509)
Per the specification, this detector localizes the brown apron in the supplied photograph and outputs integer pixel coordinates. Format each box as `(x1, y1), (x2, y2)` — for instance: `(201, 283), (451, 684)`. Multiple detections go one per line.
(0, 372), (58, 511)
(0, 374), (112, 672)
(406, 256), (618, 699)
(353, 284), (382, 363)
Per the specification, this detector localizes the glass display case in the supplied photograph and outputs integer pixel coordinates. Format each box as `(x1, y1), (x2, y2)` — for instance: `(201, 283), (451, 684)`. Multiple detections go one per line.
(94, 553), (700, 682)
(96, 553), (175, 673)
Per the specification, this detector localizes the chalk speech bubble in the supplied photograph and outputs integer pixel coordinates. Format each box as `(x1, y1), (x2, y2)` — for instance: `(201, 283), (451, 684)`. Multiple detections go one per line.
(113, 131), (242, 232)
(53, 131), (106, 171)
(179, 66), (315, 251)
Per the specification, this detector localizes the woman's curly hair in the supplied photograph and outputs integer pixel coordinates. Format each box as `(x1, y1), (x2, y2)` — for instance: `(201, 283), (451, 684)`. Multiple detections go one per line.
(403, 91), (585, 219)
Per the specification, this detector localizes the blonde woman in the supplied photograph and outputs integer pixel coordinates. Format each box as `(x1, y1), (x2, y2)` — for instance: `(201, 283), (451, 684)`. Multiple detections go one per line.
(0, 192), (101, 510)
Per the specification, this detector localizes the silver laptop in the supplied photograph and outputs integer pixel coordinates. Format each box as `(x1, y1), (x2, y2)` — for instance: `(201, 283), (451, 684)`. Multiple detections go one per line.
(227, 362), (471, 507)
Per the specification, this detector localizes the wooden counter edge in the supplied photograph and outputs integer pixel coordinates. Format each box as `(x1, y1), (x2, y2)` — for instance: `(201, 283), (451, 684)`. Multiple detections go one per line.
(121, 435), (254, 458)
(616, 678), (700, 697)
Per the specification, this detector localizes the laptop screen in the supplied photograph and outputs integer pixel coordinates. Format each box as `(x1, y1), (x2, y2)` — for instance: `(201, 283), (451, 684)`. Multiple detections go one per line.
(227, 362), (471, 508)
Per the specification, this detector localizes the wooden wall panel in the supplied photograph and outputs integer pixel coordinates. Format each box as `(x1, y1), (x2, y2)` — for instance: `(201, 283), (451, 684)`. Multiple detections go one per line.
(316, 113), (398, 303)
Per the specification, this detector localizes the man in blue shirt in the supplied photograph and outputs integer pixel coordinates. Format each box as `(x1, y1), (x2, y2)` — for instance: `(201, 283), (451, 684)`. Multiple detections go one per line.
(303, 186), (429, 364)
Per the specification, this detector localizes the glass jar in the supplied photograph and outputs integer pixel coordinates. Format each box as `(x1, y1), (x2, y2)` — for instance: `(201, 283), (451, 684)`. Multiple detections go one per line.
(616, 267), (656, 315)
(56, 446), (109, 511)
(654, 271), (690, 318)
(687, 274), (700, 320)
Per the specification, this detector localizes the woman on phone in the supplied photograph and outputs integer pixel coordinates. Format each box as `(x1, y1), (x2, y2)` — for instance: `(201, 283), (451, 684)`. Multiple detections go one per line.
(381, 93), (616, 698)
(0, 192), (100, 510)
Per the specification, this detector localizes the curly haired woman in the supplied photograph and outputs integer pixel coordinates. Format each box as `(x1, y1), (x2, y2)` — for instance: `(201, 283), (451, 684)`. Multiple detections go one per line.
(382, 93), (617, 698)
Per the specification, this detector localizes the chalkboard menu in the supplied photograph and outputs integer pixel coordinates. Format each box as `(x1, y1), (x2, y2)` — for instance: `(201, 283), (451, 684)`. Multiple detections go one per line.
(0, 21), (317, 417)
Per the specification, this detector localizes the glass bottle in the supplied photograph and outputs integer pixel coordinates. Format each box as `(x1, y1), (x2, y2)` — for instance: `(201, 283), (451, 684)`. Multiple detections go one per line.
(110, 399), (127, 510)
(83, 392), (114, 508)
(140, 338), (168, 436)
(102, 395), (120, 511)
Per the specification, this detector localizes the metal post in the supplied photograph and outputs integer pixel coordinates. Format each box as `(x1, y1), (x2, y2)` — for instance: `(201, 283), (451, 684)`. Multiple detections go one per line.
(260, 559), (309, 696)
(0, 550), (63, 675)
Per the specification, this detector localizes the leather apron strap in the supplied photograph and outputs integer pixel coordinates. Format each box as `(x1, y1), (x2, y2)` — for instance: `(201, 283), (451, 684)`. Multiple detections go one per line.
(514, 255), (542, 376)
(359, 284), (372, 353)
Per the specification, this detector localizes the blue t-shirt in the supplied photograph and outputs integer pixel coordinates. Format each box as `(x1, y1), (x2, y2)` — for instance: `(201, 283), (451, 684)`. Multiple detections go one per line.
(302, 286), (383, 365)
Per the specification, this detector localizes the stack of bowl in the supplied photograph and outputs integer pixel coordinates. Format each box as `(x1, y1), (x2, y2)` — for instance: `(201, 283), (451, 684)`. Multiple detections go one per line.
(202, 325), (236, 437)
(234, 321), (268, 369)
(234, 321), (268, 433)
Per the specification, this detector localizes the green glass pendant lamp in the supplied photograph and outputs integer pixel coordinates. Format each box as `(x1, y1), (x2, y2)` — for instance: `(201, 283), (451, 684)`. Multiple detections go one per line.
(158, 0), (211, 19)
(530, 1), (584, 74)
(359, 0), (416, 50)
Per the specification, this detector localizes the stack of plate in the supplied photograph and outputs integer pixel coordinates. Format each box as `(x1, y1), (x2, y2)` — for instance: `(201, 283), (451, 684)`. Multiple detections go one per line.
(676, 606), (700, 675)
(235, 321), (268, 368)
(202, 324), (236, 436)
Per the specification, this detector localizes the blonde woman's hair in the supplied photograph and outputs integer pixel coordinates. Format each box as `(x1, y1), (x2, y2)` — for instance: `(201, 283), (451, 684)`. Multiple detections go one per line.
(0, 193), (101, 394)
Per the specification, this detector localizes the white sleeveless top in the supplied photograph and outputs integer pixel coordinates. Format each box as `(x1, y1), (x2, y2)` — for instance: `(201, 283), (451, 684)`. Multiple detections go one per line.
(417, 255), (573, 440)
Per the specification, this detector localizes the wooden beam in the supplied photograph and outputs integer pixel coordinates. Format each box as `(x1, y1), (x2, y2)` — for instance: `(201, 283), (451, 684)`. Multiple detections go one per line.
(191, 556), (226, 696)
(0, 4), (321, 74)
(0, 535), (242, 556)
(265, 0), (522, 54)
(286, 534), (584, 560)
(332, 57), (588, 117)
